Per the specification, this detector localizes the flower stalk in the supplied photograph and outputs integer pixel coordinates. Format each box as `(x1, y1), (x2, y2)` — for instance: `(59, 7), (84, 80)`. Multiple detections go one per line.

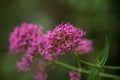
(54, 60), (120, 79)
(74, 56), (120, 70)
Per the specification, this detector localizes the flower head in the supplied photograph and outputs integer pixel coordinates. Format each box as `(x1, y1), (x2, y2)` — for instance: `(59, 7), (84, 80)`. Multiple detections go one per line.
(9, 23), (44, 55)
(44, 23), (86, 59)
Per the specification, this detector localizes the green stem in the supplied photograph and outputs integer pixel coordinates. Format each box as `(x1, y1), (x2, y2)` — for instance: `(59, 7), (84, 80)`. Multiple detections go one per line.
(54, 60), (120, 79)
(71, 53), (81, 68)
(75, 56), (120, 70)
(75, 55), (99, 68)
(54, 60), (78, 71)
(103, 66), (120, 70)
(82, 68), (120, 80)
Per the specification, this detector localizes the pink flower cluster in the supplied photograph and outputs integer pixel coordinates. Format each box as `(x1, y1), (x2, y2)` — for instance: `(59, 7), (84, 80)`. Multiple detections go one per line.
(44, 23), (93, 59)
(9, 23), (44, 55)
(69, 71), (81, 80)
(9, 23), (45, 62)
(9, 23), (48, 80)
(9, 23), (93, 80)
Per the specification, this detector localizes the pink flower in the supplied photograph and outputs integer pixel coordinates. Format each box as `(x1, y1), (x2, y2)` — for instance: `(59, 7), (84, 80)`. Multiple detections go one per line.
(9, 23), (45, 72)
(9, 22), (94, 80)
(44, 23), (90, 59)
(69, 71), (81, 80)
(9, 23), (44, 56)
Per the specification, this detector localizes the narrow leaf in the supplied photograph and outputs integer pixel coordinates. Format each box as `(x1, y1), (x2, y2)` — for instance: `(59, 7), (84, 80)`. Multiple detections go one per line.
(96, 36), (109, 67)
(87, 36), (109, 80)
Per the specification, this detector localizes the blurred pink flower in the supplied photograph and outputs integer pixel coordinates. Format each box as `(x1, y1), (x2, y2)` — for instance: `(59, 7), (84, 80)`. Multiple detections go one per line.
(34, 71), (48, 80)
(9, 23), (45, 72)
(75, 39), (94, 54)
(17, 57), (31, 72)
(9, 23), (44, 56)
(69, 71), (81, 80)
(33, 59), (48, 80)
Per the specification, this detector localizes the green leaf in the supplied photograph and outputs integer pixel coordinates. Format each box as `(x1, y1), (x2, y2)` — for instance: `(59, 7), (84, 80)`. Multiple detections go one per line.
(87, 36), (109, 80)
(96, 36), (109, 67)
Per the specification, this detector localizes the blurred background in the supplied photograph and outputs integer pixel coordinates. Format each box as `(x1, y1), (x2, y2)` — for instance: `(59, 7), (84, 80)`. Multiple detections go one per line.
(0, 0), (120, 80)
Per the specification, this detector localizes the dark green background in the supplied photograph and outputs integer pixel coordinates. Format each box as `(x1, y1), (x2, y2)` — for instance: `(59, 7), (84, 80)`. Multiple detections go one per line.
(0, 0), (120, 80)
